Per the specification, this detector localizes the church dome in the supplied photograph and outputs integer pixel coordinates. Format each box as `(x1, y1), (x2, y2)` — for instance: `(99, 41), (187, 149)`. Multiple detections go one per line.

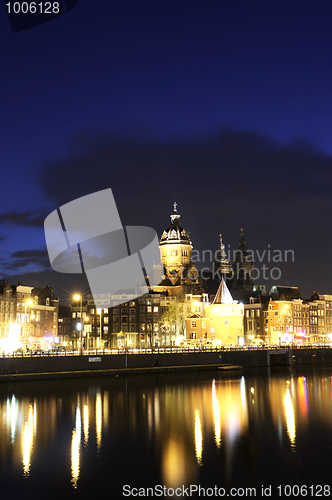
(160, 202), (192, 246)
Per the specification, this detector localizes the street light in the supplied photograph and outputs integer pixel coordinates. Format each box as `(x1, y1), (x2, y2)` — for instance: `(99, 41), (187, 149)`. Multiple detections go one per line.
(73, 294), (83, 355)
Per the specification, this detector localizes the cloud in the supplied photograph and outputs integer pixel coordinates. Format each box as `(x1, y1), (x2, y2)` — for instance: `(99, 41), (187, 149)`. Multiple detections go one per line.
(4, 249), (50, 272)
(35, 129), (332, 300)
(36, 129), (332, 248)
(0, 210), (47, 227)
(38, 129), (332, 207)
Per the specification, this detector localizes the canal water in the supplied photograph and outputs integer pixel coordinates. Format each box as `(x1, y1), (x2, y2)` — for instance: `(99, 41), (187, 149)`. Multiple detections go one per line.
(1, 366), (332, 499)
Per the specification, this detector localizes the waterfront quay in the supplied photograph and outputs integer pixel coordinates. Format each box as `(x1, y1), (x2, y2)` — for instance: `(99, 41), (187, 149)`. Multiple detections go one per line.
(0, 345), (331, 382)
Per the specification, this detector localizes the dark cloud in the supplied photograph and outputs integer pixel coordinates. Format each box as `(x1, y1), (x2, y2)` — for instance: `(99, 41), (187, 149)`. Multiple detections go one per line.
(0, 210), (47, 227)
(5, 249), (50, 272)
(37, 129), (332, 245)
(38, 129), (332, 205)
(36, 129), (332, 300)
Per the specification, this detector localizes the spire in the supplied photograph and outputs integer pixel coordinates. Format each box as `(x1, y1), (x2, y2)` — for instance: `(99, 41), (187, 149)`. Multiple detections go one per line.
(232, 228), (254, 290)
(214, 233), (232, 276)
(235, 228), (252, 262)
(219, 234), (227, 261)
(213, 278), (234, 305)
(239, 228), (246, 249)
(170, 201), (181, 224)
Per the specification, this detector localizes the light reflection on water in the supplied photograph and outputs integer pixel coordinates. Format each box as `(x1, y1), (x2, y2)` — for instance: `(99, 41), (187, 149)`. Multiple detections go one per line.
(1, 368), (332, 498)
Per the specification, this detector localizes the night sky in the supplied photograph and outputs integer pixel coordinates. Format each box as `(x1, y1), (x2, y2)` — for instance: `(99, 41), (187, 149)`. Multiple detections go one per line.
(1, 1), (332, 303)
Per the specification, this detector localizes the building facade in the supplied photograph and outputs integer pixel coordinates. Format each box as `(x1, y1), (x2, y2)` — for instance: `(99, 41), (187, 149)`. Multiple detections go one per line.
(186, 280), (244, 346)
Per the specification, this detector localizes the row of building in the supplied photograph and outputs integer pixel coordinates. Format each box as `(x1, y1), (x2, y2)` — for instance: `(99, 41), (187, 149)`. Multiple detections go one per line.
(0, 203), (331, 352)
(0, 282), (58, 353)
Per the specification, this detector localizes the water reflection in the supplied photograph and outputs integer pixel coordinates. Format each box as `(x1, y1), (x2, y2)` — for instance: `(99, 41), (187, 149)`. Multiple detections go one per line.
(22, 401), (36, 476)
(96, 390), (102, 452)
(162, 436), (189, 488)
(284, 386), (296, 448)
(1, 368), (332, 496)
(83, 404), (89, 447)
(212, 379), (221, 447)
(194, 409), (202, 464)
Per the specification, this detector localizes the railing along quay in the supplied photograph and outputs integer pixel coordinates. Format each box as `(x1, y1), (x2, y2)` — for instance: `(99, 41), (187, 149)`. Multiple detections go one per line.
(1, 343), (332, 359)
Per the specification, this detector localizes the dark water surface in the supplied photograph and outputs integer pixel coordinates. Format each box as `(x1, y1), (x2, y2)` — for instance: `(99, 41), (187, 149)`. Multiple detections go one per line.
(1, 366), (332, 499)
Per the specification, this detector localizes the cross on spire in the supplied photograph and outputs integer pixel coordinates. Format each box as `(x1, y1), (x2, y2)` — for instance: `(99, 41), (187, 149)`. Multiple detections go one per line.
(170, 201), (180, 223)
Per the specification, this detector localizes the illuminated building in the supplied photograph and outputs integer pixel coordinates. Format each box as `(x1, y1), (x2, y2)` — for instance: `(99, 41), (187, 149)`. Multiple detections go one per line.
(0, 281), (16, 353)
(0, 284), (59, 353)
(244, 296), (268, 344)
(319, 295), (332, 338)
(58, 305), (71, 346)
(186, 279), (244, 346)
(29, 286), (59, 350)
(264, 294), (332, 345)
(70, 297), (88, 349)
(264, 300), (294, 344)
(154, 202), (203, 297)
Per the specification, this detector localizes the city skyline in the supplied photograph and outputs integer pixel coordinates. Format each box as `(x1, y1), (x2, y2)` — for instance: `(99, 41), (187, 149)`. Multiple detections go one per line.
(0, 1), (332, 300)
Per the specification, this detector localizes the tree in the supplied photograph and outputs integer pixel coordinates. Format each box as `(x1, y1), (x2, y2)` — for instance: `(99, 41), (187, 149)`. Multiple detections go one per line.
(161, 299), (188, 337)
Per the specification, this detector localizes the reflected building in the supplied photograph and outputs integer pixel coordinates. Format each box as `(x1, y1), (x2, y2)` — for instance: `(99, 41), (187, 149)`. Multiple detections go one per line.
(2, 372), (332, 493)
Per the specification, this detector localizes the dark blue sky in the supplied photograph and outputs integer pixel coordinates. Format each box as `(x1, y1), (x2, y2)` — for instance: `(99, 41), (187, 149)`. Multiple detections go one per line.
(1, 0), (332, 301)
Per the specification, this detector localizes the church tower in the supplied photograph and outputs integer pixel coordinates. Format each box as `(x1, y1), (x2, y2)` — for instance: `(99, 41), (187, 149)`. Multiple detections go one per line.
(213, 234), (233, 279)
(232, 228), (254, 290)
(154, 202), (201, 296)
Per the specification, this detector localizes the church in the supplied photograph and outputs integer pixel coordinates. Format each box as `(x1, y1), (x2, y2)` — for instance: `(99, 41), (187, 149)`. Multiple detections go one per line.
(152, 202), (246, 346)
(153, 202), (203, 297)
(82, 203), (254, 348)
(154, 201), (254, 301)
